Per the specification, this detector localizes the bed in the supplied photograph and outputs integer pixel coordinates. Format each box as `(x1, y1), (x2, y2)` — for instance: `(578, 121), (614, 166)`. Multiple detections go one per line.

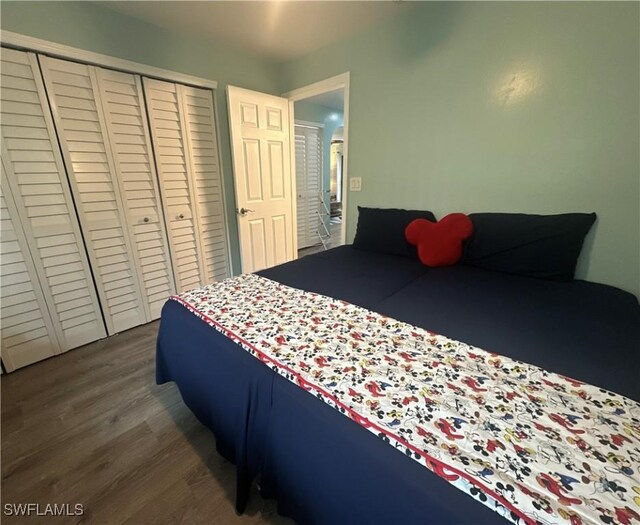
(156, 245), (640, 525)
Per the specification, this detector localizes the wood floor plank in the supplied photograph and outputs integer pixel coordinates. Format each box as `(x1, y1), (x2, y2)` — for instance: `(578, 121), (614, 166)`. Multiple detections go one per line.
(1, 322), (294, 525)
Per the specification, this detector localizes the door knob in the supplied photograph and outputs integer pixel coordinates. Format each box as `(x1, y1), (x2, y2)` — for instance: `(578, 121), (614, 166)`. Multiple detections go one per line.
(238, 207), (254, 216)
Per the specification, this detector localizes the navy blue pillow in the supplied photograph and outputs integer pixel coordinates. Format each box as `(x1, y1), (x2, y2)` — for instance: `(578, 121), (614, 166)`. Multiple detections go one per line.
(462, 212), (596, 281)
(353, 207), (436, 258)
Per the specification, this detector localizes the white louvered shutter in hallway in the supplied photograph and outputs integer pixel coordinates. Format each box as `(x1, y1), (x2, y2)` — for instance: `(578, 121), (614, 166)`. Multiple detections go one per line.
(94, 68), (176, 319)
(0, 163), (61, 371)
(0, 48), (106, 366)
(295, 129), (308, 247)
(294, 125), (322, 249)
(39, 56), (147, 334)
(305, 128), (322, 247)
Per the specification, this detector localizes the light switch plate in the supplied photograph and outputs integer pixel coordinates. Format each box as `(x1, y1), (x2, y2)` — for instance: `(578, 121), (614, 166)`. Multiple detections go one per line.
(349, 177), (362, 192)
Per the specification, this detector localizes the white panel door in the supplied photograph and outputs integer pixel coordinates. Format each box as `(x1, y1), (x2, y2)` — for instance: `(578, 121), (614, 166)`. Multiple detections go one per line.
(0, 48), (106, 362)
(39, 55), (147, 334)
(95, 68), (176, 319)
(179, 85), (231, 282)
(0, 162), (61, 371)
(227, 86), (295, 273)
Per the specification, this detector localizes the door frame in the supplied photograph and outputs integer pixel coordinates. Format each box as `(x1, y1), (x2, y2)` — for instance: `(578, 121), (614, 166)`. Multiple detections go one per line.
(283, 72), (351, 247)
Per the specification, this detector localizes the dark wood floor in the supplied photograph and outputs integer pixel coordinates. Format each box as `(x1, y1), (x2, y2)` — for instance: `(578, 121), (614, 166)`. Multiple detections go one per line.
(1, 321), (295, 525)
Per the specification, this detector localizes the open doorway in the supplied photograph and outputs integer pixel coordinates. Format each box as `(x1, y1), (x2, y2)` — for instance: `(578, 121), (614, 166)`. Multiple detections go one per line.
(285, 74), (349, 258)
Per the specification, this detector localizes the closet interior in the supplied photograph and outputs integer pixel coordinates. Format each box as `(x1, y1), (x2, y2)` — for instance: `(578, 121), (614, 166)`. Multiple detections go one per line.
(0, 47), (230, 372)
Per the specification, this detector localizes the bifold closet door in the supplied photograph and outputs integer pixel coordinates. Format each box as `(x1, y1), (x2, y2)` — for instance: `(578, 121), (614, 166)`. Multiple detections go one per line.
(40, 56), (175, 331)
(39, 56), (146, 334)
(143, 78), (230, 290)
(0, 48), (106, 369)
(1, 162), (61, 371)
(94, 68), (176, 319)
(180, 85), (230, 283)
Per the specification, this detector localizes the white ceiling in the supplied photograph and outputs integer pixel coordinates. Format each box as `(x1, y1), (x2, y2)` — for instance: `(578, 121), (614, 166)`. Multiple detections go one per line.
(300, 88), (344, 111)
(97, 1), (408, 62)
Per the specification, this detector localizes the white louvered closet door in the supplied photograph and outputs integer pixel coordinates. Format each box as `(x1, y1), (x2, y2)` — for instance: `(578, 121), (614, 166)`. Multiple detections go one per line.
(144, 78), (230, 290)
(143, 78), (204, 292)
(294, 125), (322, 249)
(0, 48), (106, 366)
(1, 162), (61, 371)
(94, 68), (176, 320)
(179, 85), (230, 282)
(39, 56), (147, 334)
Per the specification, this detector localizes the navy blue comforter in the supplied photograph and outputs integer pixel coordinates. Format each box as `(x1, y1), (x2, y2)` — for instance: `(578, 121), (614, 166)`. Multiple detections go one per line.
(156, 246), (640, 525)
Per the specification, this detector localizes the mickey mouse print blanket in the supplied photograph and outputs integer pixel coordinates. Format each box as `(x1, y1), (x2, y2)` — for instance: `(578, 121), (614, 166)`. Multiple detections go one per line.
(170, 273), (640, 525)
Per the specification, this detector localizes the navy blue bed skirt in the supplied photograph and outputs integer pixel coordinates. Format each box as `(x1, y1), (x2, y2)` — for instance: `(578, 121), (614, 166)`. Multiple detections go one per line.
(157, 246), (640, 524)
(157, 299), (508, 524)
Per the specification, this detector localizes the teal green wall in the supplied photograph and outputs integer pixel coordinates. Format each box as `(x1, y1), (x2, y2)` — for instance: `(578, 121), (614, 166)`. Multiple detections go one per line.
(2, 2), (638, 296)
(1, 0), (281, 273)
(294, 101), (344, 230)
(279, 2), (640, 297)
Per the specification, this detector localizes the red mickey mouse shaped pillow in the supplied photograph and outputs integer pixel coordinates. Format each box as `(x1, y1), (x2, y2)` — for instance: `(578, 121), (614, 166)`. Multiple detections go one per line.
(405, 213), (474, 267)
